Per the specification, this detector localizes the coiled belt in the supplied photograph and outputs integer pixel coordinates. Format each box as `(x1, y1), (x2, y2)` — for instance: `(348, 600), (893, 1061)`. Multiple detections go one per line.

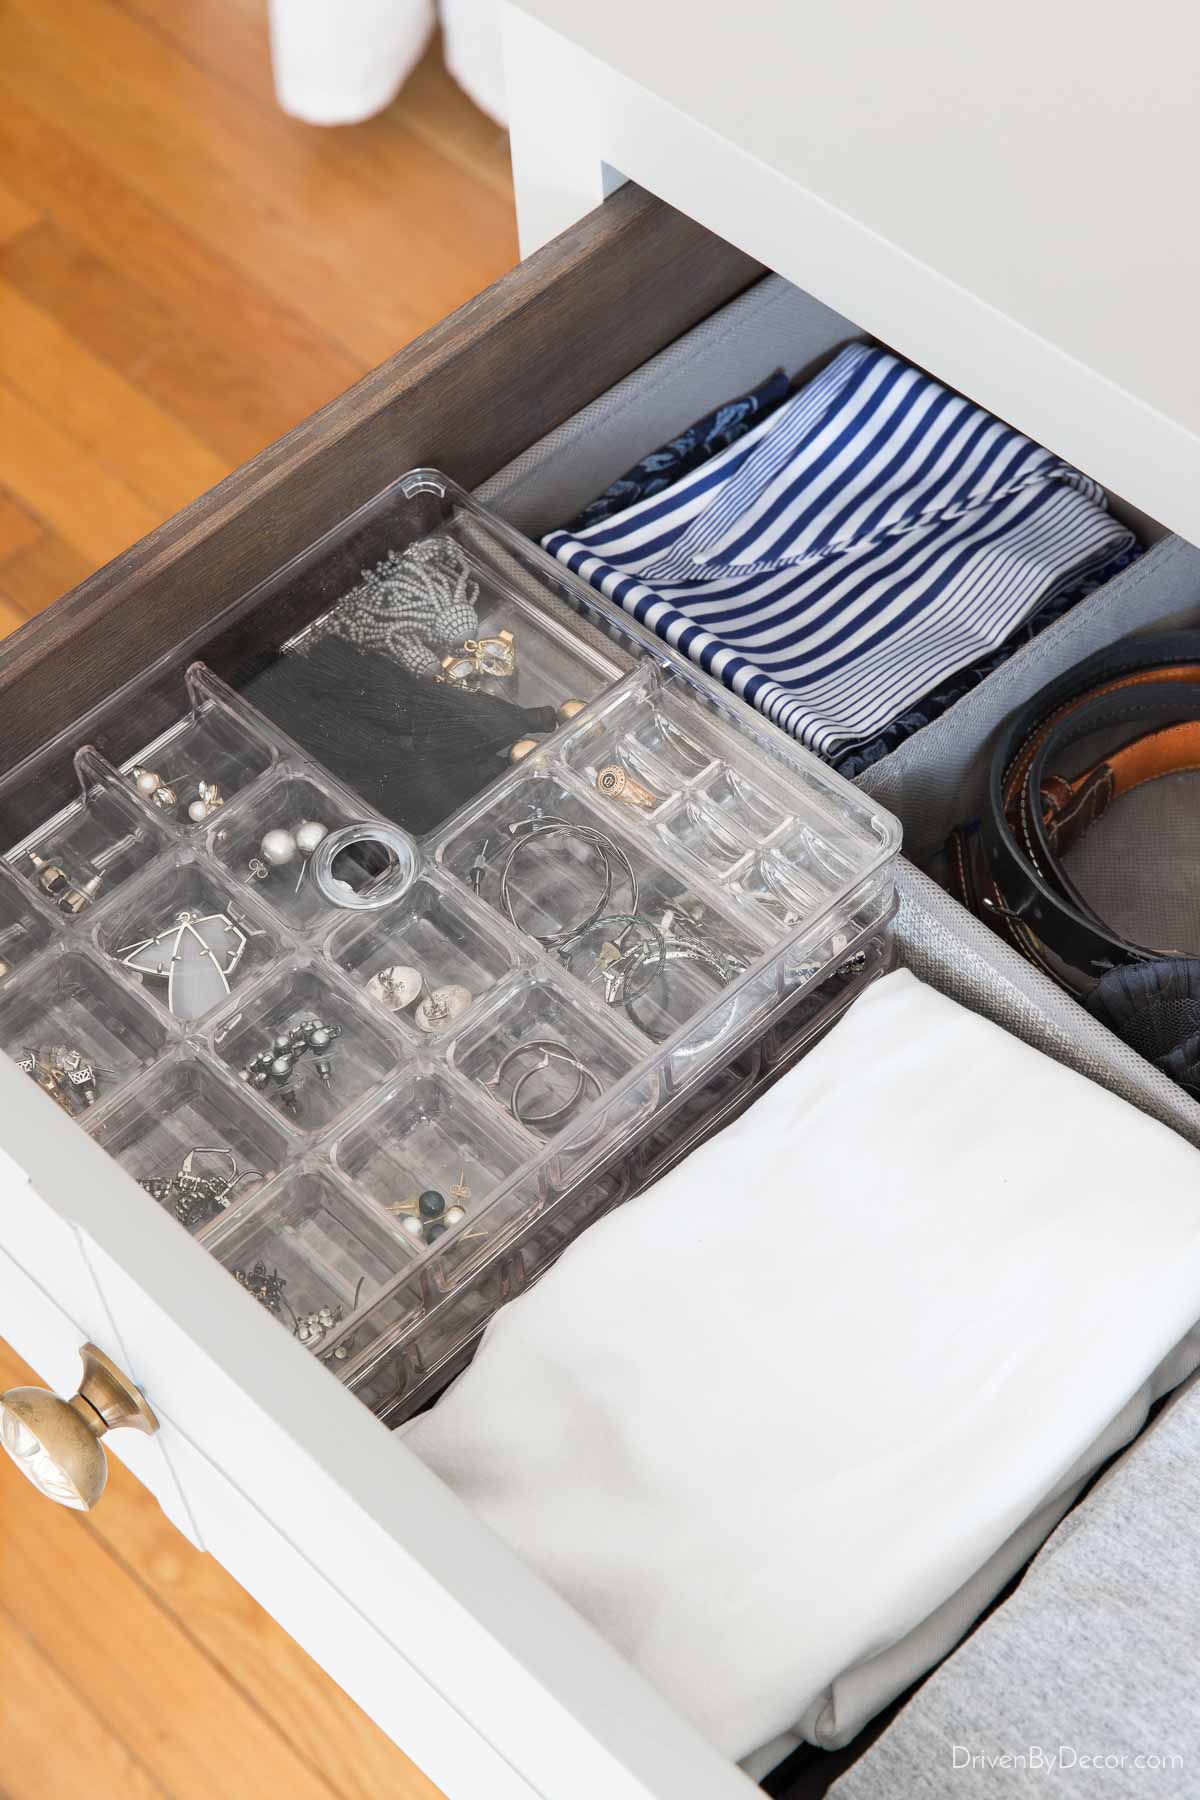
(954, 634), (1200, 988)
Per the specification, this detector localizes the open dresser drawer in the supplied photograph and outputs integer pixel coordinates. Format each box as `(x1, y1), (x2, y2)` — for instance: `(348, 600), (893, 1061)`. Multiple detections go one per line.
(4, 173), (1199, 1800)
(0, 185), (786, 1800)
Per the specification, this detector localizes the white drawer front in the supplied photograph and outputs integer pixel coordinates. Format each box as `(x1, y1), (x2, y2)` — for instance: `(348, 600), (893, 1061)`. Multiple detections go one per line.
(0, 1128), (199, 1544)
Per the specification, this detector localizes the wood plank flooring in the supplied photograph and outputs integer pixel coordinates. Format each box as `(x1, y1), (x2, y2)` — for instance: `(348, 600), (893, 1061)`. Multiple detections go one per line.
(0, 1), (516, 1791)
(0, 0), (517, 622)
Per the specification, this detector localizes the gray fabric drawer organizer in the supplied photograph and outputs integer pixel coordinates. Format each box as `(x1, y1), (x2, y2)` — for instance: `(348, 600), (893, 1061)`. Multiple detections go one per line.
(477, 273), (1200, 1760)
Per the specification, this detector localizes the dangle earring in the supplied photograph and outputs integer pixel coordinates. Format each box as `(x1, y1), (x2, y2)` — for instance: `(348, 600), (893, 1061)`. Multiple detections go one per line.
(139, 1147), (261, 1230)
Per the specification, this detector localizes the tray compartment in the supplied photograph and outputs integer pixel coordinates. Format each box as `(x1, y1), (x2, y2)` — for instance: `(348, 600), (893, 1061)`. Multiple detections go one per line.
(0, 863), (56, 986)
(335, 1065), (533, 1254)
(93, 853), (284, 1026)
(0, 949), (171, 1116)
(125, 672), (281, 836)
(85, 1050), (289, 1233)
(14, 750), (170, 924)
(204, 1165), (422, 1354)
(209, 766), (369, 934)
(209, 958), (408, 1134)
(327, 874), (523, 1033)
(449, 970), (656, 1148)
(338, 1164), (635, 1419)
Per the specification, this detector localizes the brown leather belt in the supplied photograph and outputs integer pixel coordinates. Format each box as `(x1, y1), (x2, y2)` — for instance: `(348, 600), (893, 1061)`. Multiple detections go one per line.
(954, 636), (1200, 989)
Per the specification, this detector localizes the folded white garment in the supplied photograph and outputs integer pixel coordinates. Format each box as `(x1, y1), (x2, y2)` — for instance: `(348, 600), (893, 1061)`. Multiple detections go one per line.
(404, 969), (1200, 1763)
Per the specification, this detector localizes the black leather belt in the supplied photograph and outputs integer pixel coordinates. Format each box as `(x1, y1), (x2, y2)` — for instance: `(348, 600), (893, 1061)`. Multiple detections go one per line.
(953, 636), (1200, 1085)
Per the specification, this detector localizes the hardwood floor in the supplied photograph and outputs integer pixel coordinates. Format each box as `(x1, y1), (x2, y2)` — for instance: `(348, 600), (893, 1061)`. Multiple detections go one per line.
(0, 1), (517, 1791)
(0, 0), (517, 624)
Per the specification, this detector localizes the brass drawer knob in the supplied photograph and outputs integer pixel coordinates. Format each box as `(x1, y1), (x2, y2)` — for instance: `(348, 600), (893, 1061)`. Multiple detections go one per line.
(0, 1343), (159, 1511)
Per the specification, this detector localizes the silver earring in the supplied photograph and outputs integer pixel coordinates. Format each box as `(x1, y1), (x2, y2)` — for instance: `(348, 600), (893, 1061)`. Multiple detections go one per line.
(413, 983), (472, 1034)
(17, 1044), (100, 1114)
(232, 1259), (288, 1314)
(238, 1014), (342, 1109)
(25, 850), (103, 916)
(367, 964), (423, 1010)
(140, 1146), (260, 1229)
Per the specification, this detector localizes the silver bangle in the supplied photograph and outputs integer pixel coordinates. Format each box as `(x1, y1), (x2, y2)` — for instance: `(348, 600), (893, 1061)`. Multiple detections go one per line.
(623, 937), (750, 1037)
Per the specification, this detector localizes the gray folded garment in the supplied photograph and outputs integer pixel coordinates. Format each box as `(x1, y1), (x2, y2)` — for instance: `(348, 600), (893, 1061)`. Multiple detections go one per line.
(831, 1373), (1200, 1798)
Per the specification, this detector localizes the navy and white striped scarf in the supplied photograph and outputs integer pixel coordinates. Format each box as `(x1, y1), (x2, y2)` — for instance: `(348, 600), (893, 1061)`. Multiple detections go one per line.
(543, 345), (1135, 756)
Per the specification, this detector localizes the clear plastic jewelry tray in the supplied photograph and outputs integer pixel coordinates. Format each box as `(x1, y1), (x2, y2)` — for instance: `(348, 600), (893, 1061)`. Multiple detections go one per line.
(0, 471), (900, 1412)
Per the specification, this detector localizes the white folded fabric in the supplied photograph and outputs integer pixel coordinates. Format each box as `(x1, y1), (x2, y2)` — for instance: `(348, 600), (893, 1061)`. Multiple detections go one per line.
(404, 969), (1200, 1762)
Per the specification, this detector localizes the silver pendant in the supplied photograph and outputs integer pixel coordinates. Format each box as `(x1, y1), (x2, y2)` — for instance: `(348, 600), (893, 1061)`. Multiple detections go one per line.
(119, 909), (248, 1021)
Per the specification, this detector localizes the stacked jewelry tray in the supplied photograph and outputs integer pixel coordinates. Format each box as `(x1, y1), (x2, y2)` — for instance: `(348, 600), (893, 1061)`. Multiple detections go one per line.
(0, 470), (900, 1411)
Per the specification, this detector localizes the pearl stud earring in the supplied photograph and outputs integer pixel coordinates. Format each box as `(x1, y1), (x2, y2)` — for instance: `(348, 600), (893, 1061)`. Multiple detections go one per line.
(295, 819), (327, 856)
(132, 767), (178, 810)
(187, 781), (224, 825)
(260, 828), (298, 867)
(258, 819), (328, 871)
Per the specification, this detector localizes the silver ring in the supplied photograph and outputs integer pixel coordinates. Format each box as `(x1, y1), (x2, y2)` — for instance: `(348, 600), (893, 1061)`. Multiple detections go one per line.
(311, 822), (418, 911)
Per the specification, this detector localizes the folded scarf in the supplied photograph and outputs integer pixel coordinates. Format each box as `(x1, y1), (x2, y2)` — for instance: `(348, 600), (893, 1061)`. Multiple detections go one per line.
(563, 368), (792, 533)
(544, 345), (1136, 758)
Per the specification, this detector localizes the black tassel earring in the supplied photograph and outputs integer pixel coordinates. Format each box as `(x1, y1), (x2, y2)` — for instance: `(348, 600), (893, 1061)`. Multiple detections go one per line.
(244, 636), (564, 836)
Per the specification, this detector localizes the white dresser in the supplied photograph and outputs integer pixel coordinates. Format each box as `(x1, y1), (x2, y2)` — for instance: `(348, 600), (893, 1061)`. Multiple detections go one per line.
(1, 6), (1195, 1797)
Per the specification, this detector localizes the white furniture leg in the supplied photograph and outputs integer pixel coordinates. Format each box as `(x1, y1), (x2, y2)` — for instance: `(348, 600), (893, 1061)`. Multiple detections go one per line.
(502, 5), (626, 255)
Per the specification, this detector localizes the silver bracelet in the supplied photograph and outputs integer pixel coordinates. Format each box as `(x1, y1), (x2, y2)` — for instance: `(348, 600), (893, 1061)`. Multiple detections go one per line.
(623, 936), (750, 1037)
